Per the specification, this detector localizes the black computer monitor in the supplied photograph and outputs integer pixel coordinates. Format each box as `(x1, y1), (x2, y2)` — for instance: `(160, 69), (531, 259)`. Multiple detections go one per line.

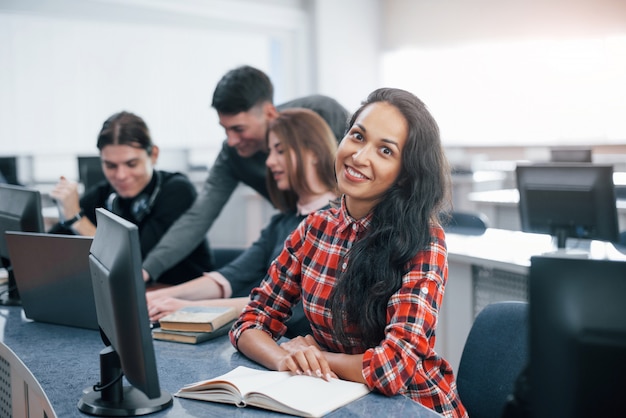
(77, 155), (106, 191)
(516, 163), (619, 250)
(529, 255), (626, 418)
(78, 208), (172, 416)
(0, 156), (19, 185)
(0, 184), (44, 305)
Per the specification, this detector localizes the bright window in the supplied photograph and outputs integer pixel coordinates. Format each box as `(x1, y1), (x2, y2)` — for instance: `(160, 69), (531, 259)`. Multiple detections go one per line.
(382, 36), (626, 146)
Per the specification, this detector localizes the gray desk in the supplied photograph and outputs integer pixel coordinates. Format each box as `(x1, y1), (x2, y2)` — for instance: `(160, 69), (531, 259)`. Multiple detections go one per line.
(0, 306), (442, 418)
(438, 228), (626, 374)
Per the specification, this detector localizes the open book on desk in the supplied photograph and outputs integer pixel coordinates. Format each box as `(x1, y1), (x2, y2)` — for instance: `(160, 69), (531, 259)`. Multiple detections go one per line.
(175, 365), (371, 417)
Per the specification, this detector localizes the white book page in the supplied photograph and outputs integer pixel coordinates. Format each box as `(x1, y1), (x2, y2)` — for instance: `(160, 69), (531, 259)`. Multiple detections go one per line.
(179, 366), (292, 399)
(246, 374), (370, 418)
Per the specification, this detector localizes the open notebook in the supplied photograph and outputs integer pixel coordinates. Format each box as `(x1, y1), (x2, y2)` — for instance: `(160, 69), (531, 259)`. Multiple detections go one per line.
(5, 231), (98, 330)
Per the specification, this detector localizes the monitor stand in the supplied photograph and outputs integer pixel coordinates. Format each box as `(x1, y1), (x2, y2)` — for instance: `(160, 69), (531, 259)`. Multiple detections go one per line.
(541, 236), (591, 259)
(78, 346), (172, 416)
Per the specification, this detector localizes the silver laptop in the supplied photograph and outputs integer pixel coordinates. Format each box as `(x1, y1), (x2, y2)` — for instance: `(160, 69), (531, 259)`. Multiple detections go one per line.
(5, 231), (99, 330)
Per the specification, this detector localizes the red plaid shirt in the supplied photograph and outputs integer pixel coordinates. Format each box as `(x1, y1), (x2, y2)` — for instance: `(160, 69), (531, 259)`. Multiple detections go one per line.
(231, 198), (468, 418)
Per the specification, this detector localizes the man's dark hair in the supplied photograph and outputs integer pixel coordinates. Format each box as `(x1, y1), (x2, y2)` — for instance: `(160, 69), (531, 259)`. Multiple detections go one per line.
(211, 65), (274, 115)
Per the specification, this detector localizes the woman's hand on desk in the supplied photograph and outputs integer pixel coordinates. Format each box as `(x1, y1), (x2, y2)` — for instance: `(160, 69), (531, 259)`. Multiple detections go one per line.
(279, 335), (337, 381)
(281, 336), (367, 385)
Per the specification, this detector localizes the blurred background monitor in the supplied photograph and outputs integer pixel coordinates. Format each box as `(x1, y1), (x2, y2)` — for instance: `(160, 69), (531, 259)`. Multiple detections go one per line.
(0, 184), (44, 305)
(550, 147), (593, 163)
(530, 256), (626, 418)
(0, 156), (19, 185)
(516, 163), (619, 250)
(77, 155), (106, 190)
(78, 208), (171, 416)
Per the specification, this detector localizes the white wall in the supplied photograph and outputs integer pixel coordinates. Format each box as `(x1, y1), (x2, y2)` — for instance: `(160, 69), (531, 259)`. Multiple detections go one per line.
(0, 0), (316, 179)
(310, 0), (381, 113)
(0, 12), (267, 157)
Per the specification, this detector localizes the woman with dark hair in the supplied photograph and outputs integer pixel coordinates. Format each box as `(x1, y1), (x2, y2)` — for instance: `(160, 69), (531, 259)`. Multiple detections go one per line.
(146, 108), (338, 337)
(50, 111), (212, 286)
(230, 88), (467, 417)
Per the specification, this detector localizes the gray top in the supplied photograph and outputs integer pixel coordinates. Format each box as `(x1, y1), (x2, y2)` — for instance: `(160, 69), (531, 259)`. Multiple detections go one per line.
(143, 95), (349, 280)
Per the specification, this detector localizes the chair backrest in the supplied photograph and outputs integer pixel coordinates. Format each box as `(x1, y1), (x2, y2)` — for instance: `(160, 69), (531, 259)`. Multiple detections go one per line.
(444, 211), (489, 235)
(456, 301), (529, 418)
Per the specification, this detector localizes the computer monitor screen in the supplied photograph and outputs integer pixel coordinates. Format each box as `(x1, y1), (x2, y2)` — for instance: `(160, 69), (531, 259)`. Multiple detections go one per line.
(0, 184), (44, 304)
(516, 163), (619, 249)
(0, 157), (19, 185)
(78, 208), (171, 416)
(77, 155), (106, 191)
(529, 255), (626, 418)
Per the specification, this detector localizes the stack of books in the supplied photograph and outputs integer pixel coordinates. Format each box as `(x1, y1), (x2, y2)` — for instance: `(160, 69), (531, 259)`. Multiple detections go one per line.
(152, 306), (239, 344)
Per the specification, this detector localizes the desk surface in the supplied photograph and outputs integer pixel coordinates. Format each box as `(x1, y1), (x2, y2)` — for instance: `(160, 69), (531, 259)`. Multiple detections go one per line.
(446, 228), (626, 273)
(0, 306), (442, 418)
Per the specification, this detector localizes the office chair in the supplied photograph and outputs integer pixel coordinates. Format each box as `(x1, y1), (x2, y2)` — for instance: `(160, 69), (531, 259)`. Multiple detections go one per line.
(456, 301), (529, 418)
(444, 211), (489, 235)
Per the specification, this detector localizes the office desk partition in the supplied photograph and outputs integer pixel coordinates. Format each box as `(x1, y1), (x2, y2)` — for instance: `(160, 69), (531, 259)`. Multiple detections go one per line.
(0, 306), (442, 418)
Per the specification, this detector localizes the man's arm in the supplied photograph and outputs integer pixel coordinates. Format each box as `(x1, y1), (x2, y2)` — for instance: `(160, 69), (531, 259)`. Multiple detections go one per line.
(142, 142), (240, 280)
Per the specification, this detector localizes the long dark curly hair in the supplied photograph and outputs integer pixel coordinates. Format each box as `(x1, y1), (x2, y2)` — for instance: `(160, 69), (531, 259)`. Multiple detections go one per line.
(329, 88), (452, 347)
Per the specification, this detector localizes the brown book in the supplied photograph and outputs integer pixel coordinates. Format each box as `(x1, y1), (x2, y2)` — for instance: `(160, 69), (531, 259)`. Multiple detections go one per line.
(152, 319), (235, 344)
(175, 366), (371, 418)
(158, 306), (239, 333)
